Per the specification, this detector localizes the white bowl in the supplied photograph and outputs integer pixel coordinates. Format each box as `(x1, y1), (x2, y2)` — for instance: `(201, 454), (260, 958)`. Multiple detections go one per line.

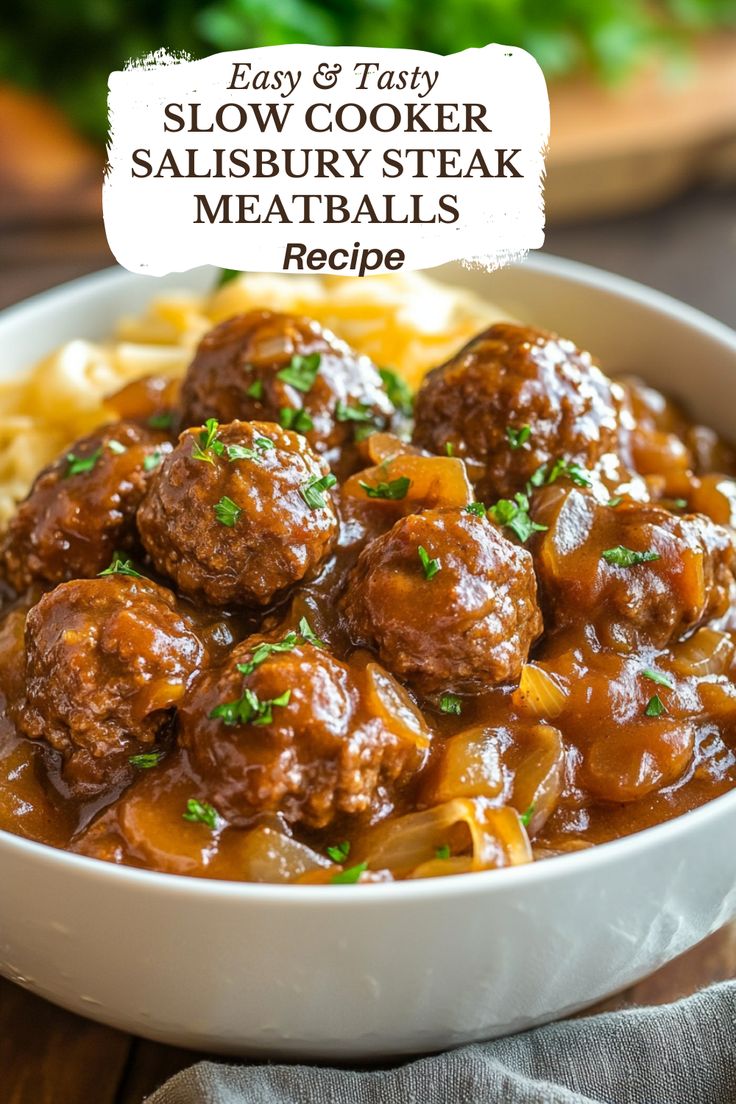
(1, 256), (736, 1059)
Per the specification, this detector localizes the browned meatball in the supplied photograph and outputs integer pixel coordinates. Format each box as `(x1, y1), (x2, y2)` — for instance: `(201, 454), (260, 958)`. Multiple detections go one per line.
(17, 575), (206, 795)
(340, 508), (543, 695)
(178, 630), (430, 828)
(178, 311), (394, 473)
(137, 420), (338, 608)
(1, 422), (170, 591)
(535, 488), (736, 648)
(412, 323), (622, 501)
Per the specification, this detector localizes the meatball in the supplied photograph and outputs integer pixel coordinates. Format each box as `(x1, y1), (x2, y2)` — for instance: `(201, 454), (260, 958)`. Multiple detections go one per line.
(412, 323), (622, 501)
(535, 488), (736, 648)
(178, 311), (394, 473)
(138, 420), (338, 607)
(339, 508), (543, 695)
(1, 422), (170, 591)
(17, 575), (206, 795)
(178, 632), (430, 828)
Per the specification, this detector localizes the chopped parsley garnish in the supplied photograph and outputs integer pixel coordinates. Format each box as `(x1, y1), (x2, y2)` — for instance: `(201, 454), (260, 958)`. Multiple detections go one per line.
(236, 630), (300, 676)
(435, 844), (451, 860)
(466, 501), (487, 517)
(602, 546), (660, 567)
(191, 419), (225, 464)
(246, 379), (263, 400)
(214, 495), (243, 528)
(379, 367), (413, 416)
(445, 442), (455, 457)
(99, 554), (142, 578)
(327, 841), (351, 863)
(129, 749), (165, 769)
(107, 439), (126, 455)
(277, 353), (321, 393)
(147, 411), (173, 430)
(336, 400), (374, 424)
(528, 458), (592, 491)
(331, 861), (367, 885)
(358, 476), (411, 501)
(183, 798), (221, 828)
(642, 667), (674, 690)
(519, 804), (535, 827)
(439, 693), (462, 715)
(225, 435), (274, 462)
(506, 424), (531, 450)
(607, 496), (622, 508)
(280, 407), (314, 433)
(300, 472), (337, 509)
(217, 268), (242, 287)
(418, 545), (440, 580)
(65, 447), (102, 478)
(143, 451), (163, 472)
(215, 623), (324, 720)
(209, 688), (291, 727)
(488, 492), (548, 543)
(645, 694), (666, 717)
(298, 616), (325, 649)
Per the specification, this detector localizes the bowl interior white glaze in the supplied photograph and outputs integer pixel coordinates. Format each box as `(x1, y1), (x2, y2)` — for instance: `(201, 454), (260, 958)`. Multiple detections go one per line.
(0, 255), (735, 1059)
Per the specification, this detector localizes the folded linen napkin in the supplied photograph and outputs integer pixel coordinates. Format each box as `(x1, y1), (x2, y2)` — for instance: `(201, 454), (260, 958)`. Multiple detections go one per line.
(148, 980), (736, 1104)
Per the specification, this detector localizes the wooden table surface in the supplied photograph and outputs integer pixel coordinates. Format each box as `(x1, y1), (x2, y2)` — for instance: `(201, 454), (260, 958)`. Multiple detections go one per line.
(1, 190), (735, 1101)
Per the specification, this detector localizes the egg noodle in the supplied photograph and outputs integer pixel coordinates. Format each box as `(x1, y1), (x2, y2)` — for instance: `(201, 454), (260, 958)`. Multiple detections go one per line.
(0, 271), (502, 523)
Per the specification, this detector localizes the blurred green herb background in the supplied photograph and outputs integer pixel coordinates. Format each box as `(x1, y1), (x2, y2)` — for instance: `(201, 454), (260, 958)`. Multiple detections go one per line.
(2, 0), (735, 141)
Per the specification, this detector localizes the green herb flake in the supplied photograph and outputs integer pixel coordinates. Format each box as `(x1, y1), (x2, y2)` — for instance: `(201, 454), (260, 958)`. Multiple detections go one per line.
(225, 435), (274, 463)
(99, 554), (143, 579)
(465, 501), (487, 517)
(336, 400), (374, 424)
(191, 419), (225, 464)
(645, 694), (666, 717)
(607, 496), (623, 508)
(488, 492), (548, 543)
(506, 424), (531, 450)
(298, 617), (325, 649)
(418, 545), (440, 581)
(236, 631), (300, 677)
(300, 472), (337, 510)
(277, 353), (321, 393)
(147, 411), (173, 430)
(440, 693), (462, 715)
(129, 749), (165, 769)
(528, 458), (592, 491)
(107, 439), (126, 455)
(602, 546), (660, 567)
(143, 451), (163, 472)
(327, 840), (351, 864)
(182, 798), (220, 829)
(378, 367), (413, 416)
(519, 804), (535, 828)
(642, 667), (674, 690)
(445, 442), (455, 457)
(209, 688), (291, 728)
(246, 379), (264, 400)
(435, 844), (451, 860)
(358, 476), (411, 501)
(65, 447), (103, 478)
(331, 861), (367, 885)
(214, 495), (243, 528)
(280, 407), (314, 434)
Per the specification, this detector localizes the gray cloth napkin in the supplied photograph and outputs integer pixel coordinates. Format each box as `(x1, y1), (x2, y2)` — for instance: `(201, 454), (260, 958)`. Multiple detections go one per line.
(148, 981), (736, 1104)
